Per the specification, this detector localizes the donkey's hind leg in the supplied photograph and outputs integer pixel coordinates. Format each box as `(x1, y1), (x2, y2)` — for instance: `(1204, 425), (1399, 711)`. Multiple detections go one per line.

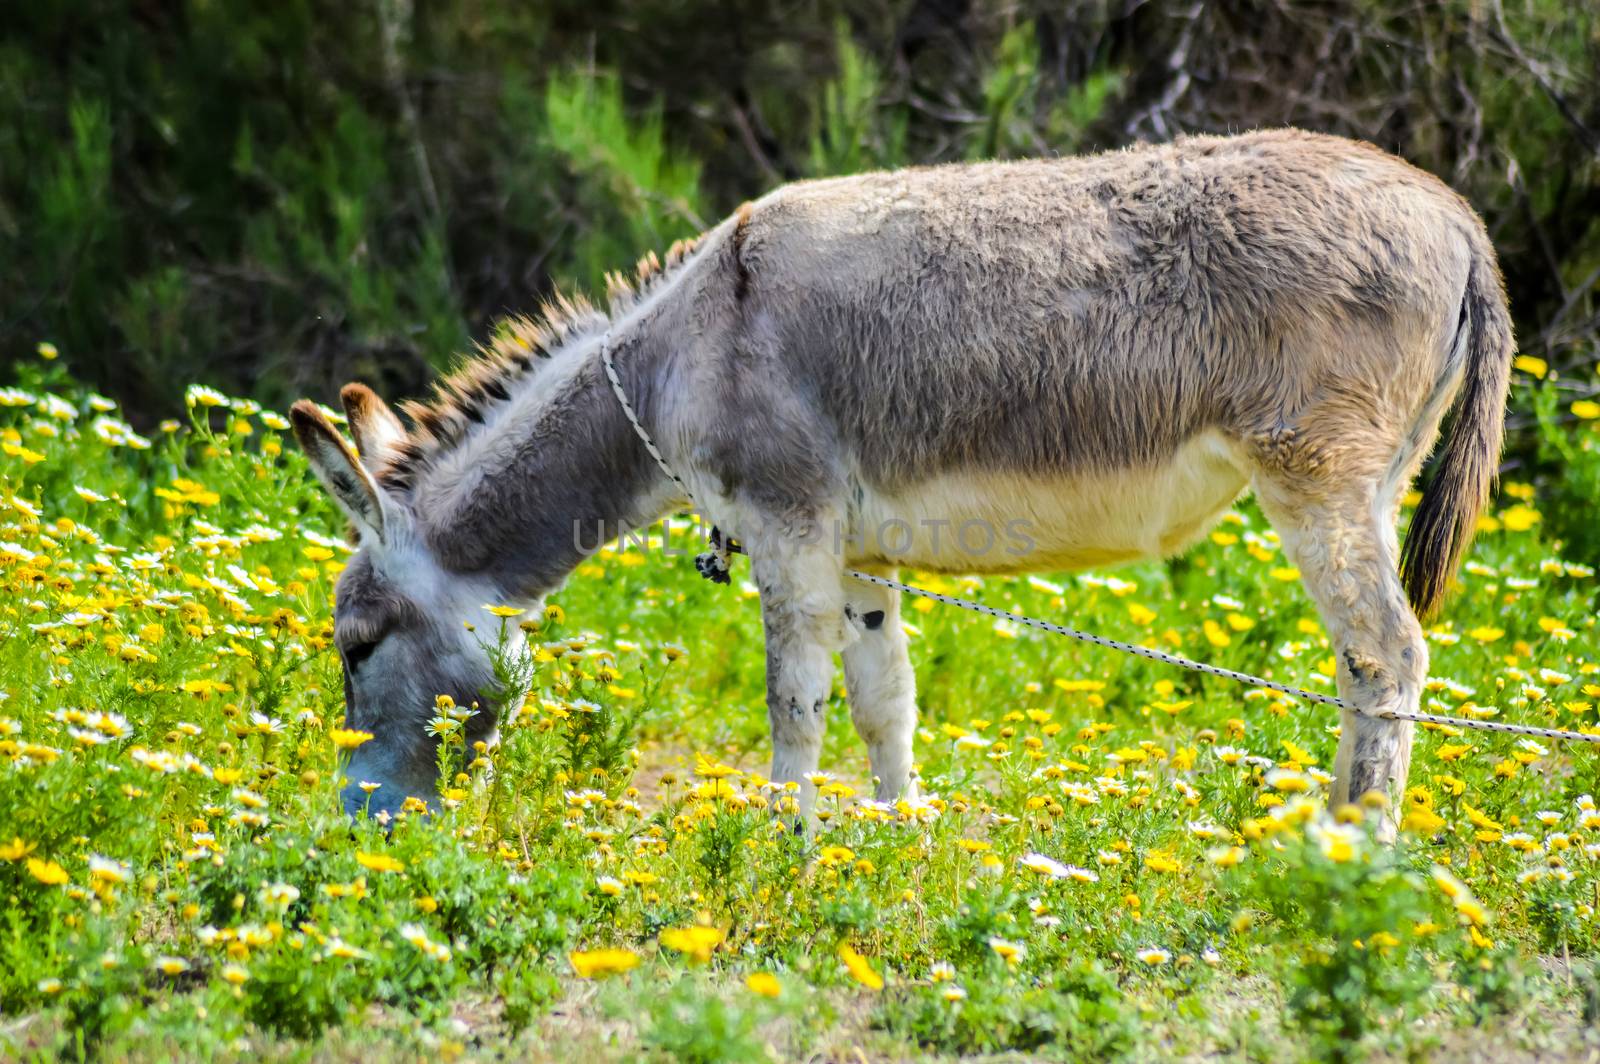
(842, 571), (918, 802)
(1254, 474), (1424, 839)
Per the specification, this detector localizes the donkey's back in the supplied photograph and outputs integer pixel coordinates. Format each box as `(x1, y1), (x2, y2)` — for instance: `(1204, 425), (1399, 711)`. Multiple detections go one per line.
(685, 130), (1506, 586)
(716, 129), (1492, 491)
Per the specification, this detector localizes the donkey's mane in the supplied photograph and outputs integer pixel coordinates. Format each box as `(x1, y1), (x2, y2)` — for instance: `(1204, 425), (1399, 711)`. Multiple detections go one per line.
(378, 235), (703, 492)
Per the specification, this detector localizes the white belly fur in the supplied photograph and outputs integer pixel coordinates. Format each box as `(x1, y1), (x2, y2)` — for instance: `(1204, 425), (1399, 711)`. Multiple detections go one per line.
(849, 431), (1249, 574)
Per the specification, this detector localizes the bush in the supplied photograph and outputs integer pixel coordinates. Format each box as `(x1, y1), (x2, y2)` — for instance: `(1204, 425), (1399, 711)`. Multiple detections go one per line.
(3, 1), (1596, 446)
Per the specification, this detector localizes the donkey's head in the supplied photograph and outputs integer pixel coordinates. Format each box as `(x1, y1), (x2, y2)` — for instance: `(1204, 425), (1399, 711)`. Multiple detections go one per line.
(290, 385), (510, 819)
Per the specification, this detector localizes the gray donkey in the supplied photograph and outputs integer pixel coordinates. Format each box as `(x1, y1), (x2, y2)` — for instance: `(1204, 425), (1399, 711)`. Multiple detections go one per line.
(291, 129), (1512, 833)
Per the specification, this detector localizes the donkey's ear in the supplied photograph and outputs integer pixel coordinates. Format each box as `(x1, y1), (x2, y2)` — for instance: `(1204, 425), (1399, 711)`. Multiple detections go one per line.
(340, 383), (407, 472)
(290, 400), (387, 543)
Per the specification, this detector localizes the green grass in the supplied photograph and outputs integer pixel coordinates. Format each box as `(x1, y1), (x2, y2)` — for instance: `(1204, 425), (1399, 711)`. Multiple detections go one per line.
(2, 344), (1599, 1061)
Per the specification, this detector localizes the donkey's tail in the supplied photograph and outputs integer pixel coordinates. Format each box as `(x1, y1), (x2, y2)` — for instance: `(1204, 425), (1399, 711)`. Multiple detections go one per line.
(1399, 242), (1514, 620)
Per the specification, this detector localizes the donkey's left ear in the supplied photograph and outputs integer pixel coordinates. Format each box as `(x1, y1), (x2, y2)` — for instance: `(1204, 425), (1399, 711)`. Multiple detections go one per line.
(290, 400), (388, 543)
(340, 382), (407, 473)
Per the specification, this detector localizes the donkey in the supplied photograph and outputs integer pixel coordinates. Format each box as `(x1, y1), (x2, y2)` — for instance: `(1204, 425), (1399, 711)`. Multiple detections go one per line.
(291, 129), (1512, 833)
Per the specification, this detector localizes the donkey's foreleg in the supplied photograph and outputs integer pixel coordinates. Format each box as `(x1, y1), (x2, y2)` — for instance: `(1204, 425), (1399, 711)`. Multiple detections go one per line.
(842, 574), (918, 802)
(1256, 478), (1424, 840)
(751, 518), (853, 823)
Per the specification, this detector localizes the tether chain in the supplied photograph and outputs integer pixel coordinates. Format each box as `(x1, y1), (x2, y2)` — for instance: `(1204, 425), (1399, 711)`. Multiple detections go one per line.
(599, 335), (734, 584)
(599, 334), (1600, 747)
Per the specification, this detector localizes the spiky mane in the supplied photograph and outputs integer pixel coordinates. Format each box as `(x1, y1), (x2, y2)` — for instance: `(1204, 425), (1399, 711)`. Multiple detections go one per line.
(378, 235), (703, 492)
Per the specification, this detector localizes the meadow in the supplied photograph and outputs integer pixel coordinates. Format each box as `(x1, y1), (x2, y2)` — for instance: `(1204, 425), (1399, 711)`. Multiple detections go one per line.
(2, 341), (1599, 1062)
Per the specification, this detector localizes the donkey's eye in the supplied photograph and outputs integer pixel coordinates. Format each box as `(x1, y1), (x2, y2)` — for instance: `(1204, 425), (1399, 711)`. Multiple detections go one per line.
(343, 640), (380, 673)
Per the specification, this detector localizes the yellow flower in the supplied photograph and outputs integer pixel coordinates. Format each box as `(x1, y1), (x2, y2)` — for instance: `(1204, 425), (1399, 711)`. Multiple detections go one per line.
(221, 964), (249, 985)
(329, 728), (374, 751)
(745, 972), (782, 998)
(818, 845), (856, 867)
(1267, 769), (1311, 793)
(1143, 850), (1181, 874)
(356, 852), (405, 874)
(4, 441), (47, 463)
(1458, 899), (1490, 928)
(1207, 846), (1246, 868)
(1571, 400), (1600, 420)
(660, 925), (724, 964)
(26, 858), (69, 885)
(1499, 505), (1540, 532)
(1280, 739), (1319, 766)
(693, 755), (742, 779)
(1512, 355), (1547, 378)
(482, 604), (525, 618)
(1313, 823), (1359, 863)
(88, 855), (131, 885)
(569, 948), (639, 979)
(1401, 807), (1446, 834)
(0, 837), (37, 861)
(181, 678), (234, 699)
(1435, 743), (1473, 762)
(839, 943), (884, 990)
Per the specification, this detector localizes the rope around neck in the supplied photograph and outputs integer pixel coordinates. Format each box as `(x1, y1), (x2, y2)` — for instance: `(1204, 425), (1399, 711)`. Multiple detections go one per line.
(598, 335), (1600, 747)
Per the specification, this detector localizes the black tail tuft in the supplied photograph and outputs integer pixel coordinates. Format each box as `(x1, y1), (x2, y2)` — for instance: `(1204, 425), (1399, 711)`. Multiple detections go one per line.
(1399, 250), (1513, 620)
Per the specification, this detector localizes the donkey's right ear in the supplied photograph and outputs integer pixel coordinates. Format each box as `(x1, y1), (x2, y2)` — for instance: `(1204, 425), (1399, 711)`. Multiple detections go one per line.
(290, 400), (387, 543)
(340, 382), (407, 473)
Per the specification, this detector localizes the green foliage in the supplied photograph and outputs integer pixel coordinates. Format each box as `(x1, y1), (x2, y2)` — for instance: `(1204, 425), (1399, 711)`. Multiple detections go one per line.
(641, 976), (776, 1064)
(544, 72), (706, 292)
(809, 23), (908, 175)
(0, 350), (1596, 1054)
(1233, 827), (1437, 1060)
(3, 2), (1596, 439)
(969, 24), (1122, 160)
(875, 956), (1133, 1059)
(1531, 381), (1600, 563)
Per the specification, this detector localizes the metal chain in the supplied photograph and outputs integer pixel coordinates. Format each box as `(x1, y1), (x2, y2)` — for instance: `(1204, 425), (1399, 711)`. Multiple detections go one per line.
(847, 571), (1600, 745)
(599, 335), (694, 500)
(600, 335), (1600, 748)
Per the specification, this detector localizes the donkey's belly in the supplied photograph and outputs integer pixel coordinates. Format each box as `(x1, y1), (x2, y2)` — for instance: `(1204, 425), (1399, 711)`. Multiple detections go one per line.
(850, 431), (1249, 574)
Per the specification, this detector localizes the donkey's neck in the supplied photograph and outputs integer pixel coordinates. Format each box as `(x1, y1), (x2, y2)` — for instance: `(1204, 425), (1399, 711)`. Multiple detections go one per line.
(408, 332), (679, 601)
